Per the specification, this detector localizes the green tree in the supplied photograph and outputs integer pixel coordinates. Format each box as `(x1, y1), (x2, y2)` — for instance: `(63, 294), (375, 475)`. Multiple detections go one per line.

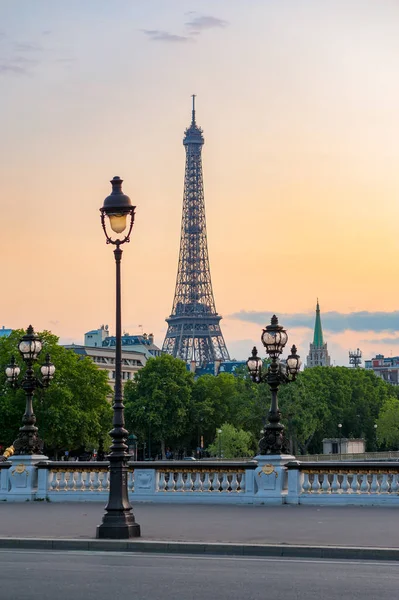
(0, 330), (113, 457)
(190, 373), (239, 448)
(278, 367), (395, 454)
(207, 423), (254, 459)
(376, 397), (399, 449)
(124, 354), (194, 458)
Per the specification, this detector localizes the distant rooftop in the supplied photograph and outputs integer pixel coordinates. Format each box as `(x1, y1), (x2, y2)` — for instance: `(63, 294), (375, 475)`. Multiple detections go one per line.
(0, 326), (12, 338)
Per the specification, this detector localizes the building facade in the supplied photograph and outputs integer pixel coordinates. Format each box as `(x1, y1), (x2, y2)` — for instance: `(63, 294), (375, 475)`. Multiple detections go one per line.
(84, 325), (162, 359)
(65, 327), (163, 389)
(306, 300), (331, 368)
(365, 354), (399, 385)
(64, 344), (147, 390)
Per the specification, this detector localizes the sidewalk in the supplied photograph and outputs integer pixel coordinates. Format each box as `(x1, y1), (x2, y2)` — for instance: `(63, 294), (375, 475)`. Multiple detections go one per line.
(1, 503), (399, 559)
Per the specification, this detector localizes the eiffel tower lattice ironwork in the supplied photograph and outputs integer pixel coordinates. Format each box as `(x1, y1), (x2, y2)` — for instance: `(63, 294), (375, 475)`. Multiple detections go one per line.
(162, 96), (230, 365)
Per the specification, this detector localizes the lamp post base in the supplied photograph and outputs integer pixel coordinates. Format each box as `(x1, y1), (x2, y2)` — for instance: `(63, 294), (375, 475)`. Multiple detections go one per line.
(96, 512), (141, 539)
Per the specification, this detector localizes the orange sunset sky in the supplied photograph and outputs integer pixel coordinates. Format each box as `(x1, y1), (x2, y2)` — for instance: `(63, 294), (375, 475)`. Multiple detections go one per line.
(0, 0), (398, 366)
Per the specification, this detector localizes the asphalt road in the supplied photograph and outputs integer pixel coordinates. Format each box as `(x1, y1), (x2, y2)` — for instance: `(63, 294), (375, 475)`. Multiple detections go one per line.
(1, 503), (399, 547)
(1, 550), (399, 600)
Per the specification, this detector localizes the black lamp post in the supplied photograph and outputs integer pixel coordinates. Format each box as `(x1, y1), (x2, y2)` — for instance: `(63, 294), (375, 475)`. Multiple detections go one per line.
(246, 315), (301, 455)
(5, 326), (55, 455)
(338, 423), (342, 458)
(96, 176), (140, 539)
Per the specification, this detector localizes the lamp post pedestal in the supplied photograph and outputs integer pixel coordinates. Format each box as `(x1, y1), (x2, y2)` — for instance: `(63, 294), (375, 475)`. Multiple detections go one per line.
(7, 454), (48, 502)
(254, 454), (295, 505)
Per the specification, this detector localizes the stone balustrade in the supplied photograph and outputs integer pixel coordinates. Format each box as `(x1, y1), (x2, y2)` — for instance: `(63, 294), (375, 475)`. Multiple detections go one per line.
(38, 461), (254, 503)
(286, 461), (399, 504)
(3, 457), (399, 505)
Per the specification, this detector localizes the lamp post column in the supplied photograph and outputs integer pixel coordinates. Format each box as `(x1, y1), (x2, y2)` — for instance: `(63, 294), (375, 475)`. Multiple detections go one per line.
(97, 245), (140, 539)
(97, 176), (140, 539)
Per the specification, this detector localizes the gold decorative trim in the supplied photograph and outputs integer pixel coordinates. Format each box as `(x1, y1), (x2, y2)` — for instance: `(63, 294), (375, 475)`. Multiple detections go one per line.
(12, 464), (27, 475)
(157, 468), (245, 474)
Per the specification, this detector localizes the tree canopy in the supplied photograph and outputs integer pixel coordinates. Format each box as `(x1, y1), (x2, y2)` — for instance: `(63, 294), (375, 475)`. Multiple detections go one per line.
(0, 329), (112, 457)
(123, 357), (398, 458)
(207, 423), (255, 459)
(124, 353), (194, 458)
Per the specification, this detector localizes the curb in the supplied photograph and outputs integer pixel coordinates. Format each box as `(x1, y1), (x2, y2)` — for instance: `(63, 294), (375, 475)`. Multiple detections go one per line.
(0, 538), (399, 561)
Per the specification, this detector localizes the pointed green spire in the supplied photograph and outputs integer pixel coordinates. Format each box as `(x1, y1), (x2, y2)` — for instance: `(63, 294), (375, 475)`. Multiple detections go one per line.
(313, 299), (324, 347)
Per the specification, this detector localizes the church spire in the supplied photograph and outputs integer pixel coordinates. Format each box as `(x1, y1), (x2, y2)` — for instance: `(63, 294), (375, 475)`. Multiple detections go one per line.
(313, 299), (324, 347)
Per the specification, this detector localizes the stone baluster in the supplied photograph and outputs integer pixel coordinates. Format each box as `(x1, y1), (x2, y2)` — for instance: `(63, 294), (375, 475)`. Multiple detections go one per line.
(50, 470), (59, 492)
(58, 471), (67, 491)
(221, 472), (229, 492)
(184, 472), (193, 492)
(67, 470), (76, 491)
(158, 472), (167, 492)
(175, 472), (184, 492)
(84, 471), (92, 492)
(341, 474), (350, 494)
(311, 473), (321, 493)
(230, 472), (239, 492)
(100, 471), (108, 492)
(380, 473), (390, 493)
(169, 472), (177, 492)
(126, 471), (133, 493)
(370, 473), (380, 494)
(302, 473), (311, 493)
(331, 474), (340, 493)
(390, 473), (399, 493)
(360, 474), (370, 493)
(203, 472), (211, 492)
(239, 472), (246, 492)
(92, 471), (100, 491)
(321, 473), (331, 493)
(350, 473), (360, 493)
(193, 472), (202, 492)
(212, 472), (220, 492)
(75, 470), (83, 492)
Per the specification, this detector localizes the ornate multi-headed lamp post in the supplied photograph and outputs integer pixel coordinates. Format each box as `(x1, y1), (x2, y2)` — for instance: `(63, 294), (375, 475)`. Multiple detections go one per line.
(96, 176), (141, 539)
(5, 326), (55, 455)
(246, 315), (301, 455)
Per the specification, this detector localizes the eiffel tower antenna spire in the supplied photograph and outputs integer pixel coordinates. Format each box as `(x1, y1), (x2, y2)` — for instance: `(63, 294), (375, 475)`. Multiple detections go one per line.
(191, 94), (196, 124)
(162, 97), (230, 365)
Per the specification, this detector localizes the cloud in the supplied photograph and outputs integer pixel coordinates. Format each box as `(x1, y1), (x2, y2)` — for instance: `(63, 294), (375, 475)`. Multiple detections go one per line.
(229, 310), (399, 334)
(360, 336), (399, 345)
(142, 30), (191, 43)
(185, 15), (228, 31)
(0, 63), (27, 75)
(143, 13), (228, 44)
(15, 42), (43, 52)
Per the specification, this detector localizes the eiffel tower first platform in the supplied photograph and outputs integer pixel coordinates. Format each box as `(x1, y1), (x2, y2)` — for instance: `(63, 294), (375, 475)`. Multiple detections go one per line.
(162, 97), (230, 365)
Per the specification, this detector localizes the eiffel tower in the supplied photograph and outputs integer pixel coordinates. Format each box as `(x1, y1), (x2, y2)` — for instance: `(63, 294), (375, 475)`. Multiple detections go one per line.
(162, 96), (230, 365)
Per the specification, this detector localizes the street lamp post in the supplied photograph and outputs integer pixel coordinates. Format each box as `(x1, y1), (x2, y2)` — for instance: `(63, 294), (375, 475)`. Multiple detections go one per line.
(5, 326), (55, 455)
(96, 177), (141, 539)
(246, 315), (301, 455)
(338, 423), (342, 459)
(374, 423), (378, 452)
(217, 429), (222, 459)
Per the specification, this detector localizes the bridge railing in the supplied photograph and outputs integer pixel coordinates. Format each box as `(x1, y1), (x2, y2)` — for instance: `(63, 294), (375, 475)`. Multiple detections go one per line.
(4, 458), (399, 504)
(32, 460), (257, 503)
(286, 461), (399, 504)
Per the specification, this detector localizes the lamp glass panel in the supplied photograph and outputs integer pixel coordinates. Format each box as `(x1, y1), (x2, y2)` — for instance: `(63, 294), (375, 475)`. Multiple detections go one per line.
(278, 331), (288, 348)
(33, 340), (42, 356)
(109, 214), (127, 234)
(247, 357), (262, 374)
(6, 365), (20, 378)
(19, 341), (32, 356)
